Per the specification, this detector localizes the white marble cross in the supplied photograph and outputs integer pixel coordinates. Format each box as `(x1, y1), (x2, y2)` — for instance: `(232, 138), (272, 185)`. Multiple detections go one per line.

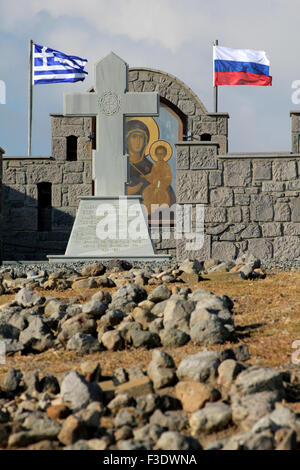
(64, 52), (159, 196)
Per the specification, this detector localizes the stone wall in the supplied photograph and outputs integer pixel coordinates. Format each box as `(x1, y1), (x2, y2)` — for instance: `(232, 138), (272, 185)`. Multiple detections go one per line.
(2, 117), (93, 260)
(3, 68), (220, 261)
(175, 139), (300, 261)
(0, 147), (3, 264)
(3, 67), (300, 262)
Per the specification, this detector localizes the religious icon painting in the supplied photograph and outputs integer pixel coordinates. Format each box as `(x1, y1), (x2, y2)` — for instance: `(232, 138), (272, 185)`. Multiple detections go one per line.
(125, 102), (183, 224)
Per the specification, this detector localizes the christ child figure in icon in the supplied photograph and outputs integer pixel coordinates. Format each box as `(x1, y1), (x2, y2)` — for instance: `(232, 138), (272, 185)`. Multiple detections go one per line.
(142, 140), (173, 215)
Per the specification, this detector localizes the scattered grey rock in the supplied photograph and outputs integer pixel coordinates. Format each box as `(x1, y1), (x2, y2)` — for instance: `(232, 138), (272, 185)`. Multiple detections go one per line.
(136, 394), (161, 415)
(252, 405), (300, 438)
(112, 284), (147, 304)
(101, 330), (123, 351)
(1, 338), (24, 353)
(163, 299), (196, 333)
(107, 259), (132, 272)
(148, 285), (171, 303)
(217, 360), (246, 388)
(159, 327), (190, 347)
(19, 317), (54, 353)
(108, 394), (135, 415)
(2, 368), (22, 394)
(60, 371), (102, 412)
(8, 414), (61, 447)
(190, 402), (232, 435)
(64, 440), (91, 450)
(133, 423), (164, 444)
(231, 392), (279, 430)
(8, 312), (28, 331)
(114, 425), (133, 442)
(179, 259), (203, 275)
(0, 322), (20, 340)
(67, 333), (101, 354)
(113, 368), (128, 385)
(177, 350), (220, 384)
(130, 330), (161, 349)
(58, 314), (97, 343)
(99, 309), (126, 328)
(151, 300), (169, 315)
(231, 366), (285, 397)
(114, 407), (147, 428)
(81, 299), (107, 317)
(117, 439), (152, 450)
(150, 409), (188, 431)
(190, 316), (231, 346)
(154, 431), (202, 450)
(23, 371), (40, 394)
(147, 350), (177, 389)
(15, 287), (44, 308)
(91, 290), (112, 305)
(81, 262), (106, 277)
(148, 318), (164, 335)
(128, 366), (145, 381)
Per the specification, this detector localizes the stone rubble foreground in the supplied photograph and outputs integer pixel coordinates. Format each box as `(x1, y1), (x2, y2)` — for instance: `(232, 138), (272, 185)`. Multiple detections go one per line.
(0, 258), (298, 450)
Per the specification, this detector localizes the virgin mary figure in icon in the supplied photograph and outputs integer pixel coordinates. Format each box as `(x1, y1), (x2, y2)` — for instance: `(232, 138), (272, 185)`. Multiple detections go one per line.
(125, 117), (175, 217)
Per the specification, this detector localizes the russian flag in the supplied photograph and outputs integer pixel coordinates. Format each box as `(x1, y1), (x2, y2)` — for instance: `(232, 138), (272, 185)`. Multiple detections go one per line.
(214, 46), (272, 86)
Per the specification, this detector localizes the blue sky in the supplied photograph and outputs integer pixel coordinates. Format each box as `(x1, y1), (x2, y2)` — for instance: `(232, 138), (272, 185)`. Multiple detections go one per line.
(0, 0), (299, 156)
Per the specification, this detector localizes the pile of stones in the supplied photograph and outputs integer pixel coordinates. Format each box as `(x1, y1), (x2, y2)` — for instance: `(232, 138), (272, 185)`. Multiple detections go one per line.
(0, 257), (281, 450)
(0, 278), (235, 355)
(0, 346), (299, 450)
(0, 254), (266, 295)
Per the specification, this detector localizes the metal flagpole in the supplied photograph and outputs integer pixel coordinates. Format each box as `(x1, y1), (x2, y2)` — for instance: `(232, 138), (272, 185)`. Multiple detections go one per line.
(213, 39), (218, 113)
(28, 39), (33, 156)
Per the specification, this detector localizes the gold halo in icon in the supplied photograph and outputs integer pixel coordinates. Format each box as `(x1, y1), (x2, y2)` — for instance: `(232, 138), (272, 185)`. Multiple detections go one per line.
(126, 116), (159, 156)
(149, 140), (173, 162)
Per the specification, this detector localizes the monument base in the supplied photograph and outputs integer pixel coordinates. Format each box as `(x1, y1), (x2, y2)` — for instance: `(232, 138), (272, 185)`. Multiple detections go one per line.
(47, 254), (171, 263)
(47, 196), (172, 263)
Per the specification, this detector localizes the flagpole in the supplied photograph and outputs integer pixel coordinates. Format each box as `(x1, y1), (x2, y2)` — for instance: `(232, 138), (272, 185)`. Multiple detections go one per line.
(213, 39), (218, 113)
(28, 39), (33, 156)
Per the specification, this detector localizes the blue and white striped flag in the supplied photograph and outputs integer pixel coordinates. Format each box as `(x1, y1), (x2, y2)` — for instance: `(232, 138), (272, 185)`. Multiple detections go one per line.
(33, 43), (88, 85)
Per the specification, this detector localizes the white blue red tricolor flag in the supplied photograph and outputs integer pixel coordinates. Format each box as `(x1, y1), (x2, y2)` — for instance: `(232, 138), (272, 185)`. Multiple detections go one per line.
(33, 44), (88, 85)
(213, 46), (272, 86)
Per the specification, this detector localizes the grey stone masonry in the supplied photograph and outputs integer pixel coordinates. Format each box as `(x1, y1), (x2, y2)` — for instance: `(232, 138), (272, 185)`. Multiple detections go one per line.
(175, 133), (300, 260)
(0, 147), (3, 264)
(3, 67), (228, 260)
(2, 117), (93, 260)
(4, 65), (300, 262)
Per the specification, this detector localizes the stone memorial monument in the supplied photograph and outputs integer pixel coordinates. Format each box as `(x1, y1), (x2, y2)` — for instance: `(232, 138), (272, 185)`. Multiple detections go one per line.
(48, 52), (171, 262)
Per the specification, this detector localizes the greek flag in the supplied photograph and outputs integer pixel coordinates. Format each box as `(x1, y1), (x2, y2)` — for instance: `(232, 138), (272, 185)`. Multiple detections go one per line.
(33, 43), (88, 85)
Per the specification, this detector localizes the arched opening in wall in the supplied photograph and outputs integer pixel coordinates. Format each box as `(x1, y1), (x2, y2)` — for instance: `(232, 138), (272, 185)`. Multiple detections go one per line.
(200, 133), (212, 141)
(38, 182), (52, 232)
(125, 96), (186, 227)
(66, 135), (78, 161)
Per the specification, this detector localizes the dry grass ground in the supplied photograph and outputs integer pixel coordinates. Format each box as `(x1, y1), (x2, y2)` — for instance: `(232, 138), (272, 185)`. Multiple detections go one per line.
(1, 269), (300, 448)
(1, 269), (300, 395)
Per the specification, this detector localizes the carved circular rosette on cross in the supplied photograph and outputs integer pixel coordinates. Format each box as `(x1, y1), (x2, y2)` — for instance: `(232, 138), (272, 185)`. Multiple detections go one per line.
(98, 91), (121, 116)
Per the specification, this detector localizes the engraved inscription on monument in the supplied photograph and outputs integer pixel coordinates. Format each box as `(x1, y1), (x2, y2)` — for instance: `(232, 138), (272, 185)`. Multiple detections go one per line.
(65, 197), (155, 257)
